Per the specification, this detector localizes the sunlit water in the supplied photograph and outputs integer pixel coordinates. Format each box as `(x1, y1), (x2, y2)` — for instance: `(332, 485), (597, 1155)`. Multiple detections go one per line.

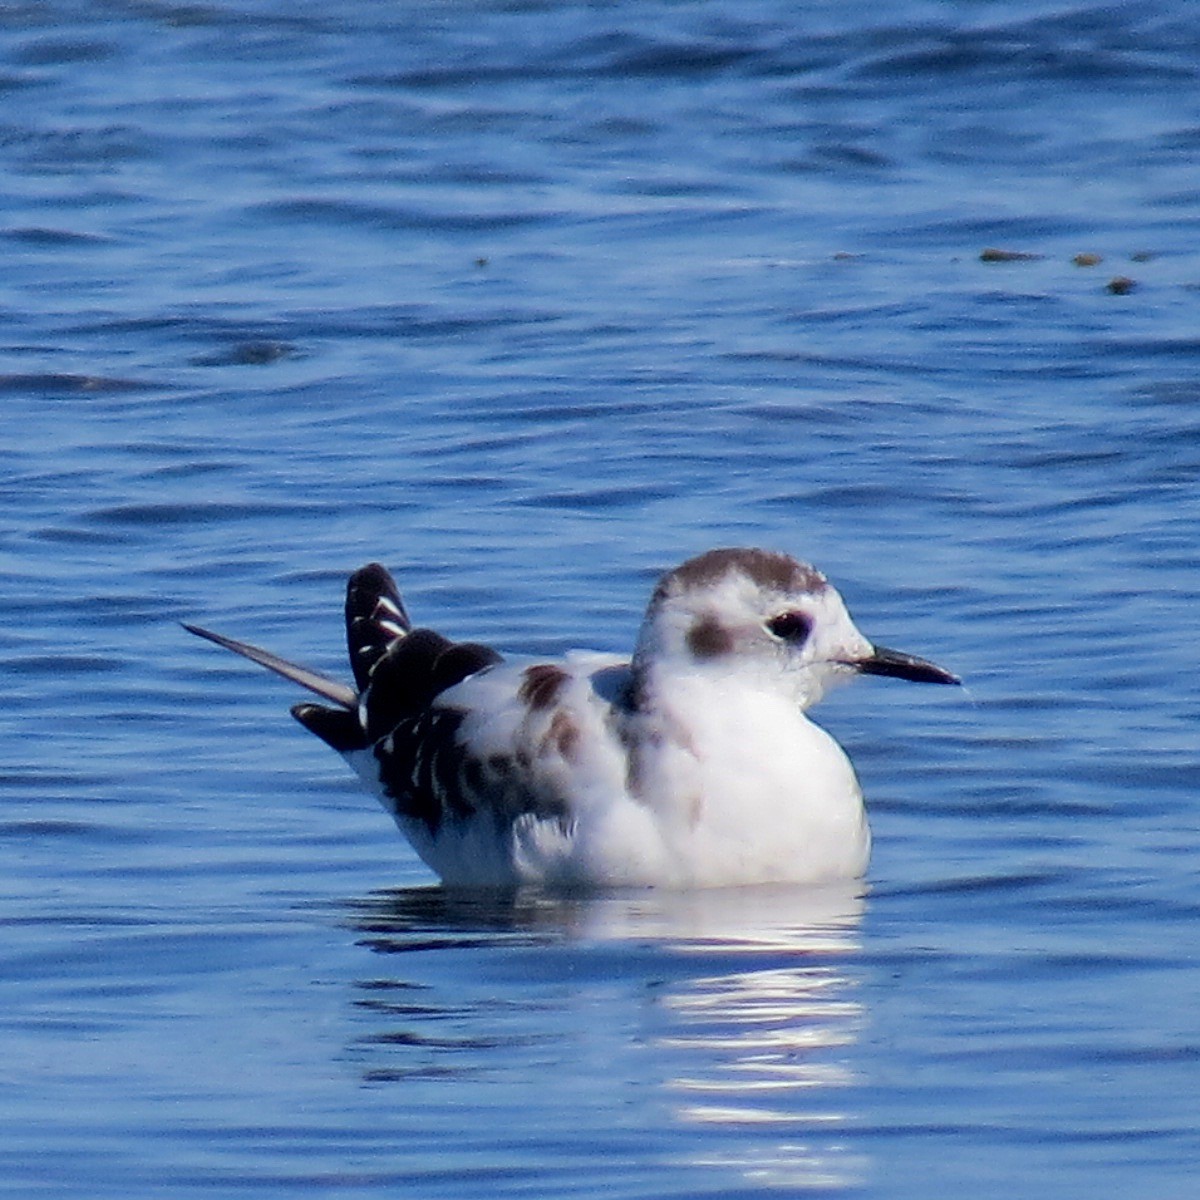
(2, 2), (1199, 1197)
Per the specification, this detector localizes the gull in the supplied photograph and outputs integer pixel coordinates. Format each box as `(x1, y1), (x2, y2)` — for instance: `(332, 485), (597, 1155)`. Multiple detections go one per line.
(185, 548), (958, 889)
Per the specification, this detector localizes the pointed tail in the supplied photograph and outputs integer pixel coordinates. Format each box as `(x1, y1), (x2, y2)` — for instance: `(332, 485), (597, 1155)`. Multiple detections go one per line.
(182, 622), (358, 710)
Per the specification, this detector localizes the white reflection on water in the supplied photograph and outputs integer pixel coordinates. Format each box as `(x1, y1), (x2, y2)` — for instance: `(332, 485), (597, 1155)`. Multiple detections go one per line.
(345, 882), (866, 1193)
(633, 885), (865, 1191)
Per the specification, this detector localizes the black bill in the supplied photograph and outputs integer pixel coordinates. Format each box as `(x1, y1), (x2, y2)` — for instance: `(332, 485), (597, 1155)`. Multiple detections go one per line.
(857, 644), (960, 686)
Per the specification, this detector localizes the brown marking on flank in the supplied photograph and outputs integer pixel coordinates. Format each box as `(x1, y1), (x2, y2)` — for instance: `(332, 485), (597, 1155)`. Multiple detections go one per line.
(548, 711), (581, 761)
(519, 663), (570, 710)
(686, 613), (734, 660)
(624, 732), (657, 801)
(654, 548), (826, 603)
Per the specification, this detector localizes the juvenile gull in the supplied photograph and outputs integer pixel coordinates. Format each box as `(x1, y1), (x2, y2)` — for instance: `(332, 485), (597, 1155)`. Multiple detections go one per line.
(185, 548), (958, 888)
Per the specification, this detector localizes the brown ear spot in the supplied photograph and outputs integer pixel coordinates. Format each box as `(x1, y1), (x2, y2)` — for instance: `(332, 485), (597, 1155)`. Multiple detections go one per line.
(687, 614), (734, 660)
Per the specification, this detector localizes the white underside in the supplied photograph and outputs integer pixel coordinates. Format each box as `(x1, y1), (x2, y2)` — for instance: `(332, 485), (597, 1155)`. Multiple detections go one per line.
(345, 653), (871, 890)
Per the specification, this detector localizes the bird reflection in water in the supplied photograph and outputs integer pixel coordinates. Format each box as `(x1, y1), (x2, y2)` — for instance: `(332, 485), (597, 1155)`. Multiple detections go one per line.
(341, 882), (867, 1192)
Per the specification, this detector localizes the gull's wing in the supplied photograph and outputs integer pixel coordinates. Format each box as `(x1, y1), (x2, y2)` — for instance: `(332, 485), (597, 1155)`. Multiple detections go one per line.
(357, 652), (632, 840)
(186, 564), (634, 884)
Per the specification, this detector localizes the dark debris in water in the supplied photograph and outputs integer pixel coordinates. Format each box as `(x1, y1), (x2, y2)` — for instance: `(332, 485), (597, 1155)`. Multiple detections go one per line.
(980, 246), (1043, 262)
(189, 340), (297, 366)
(0, 372), (161, 394)
(974, 248), (1156, 297)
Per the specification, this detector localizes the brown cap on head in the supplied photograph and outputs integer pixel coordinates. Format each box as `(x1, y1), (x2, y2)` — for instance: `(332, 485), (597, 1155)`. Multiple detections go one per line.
(653, 548), (827, 604)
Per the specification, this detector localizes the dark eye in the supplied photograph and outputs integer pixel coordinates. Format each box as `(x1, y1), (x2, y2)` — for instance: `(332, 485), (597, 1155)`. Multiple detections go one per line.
(766, 611), (812, 644)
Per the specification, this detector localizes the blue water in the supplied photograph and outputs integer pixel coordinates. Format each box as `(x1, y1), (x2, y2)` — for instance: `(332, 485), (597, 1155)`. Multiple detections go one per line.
(3, 1), (1199, 1195)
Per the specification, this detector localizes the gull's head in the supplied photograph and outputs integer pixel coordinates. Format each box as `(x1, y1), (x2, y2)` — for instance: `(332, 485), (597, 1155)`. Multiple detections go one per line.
(634, 548), (959, 709)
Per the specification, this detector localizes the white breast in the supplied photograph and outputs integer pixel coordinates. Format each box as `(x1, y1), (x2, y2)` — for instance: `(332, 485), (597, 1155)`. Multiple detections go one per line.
(617, 674), (870, 887)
